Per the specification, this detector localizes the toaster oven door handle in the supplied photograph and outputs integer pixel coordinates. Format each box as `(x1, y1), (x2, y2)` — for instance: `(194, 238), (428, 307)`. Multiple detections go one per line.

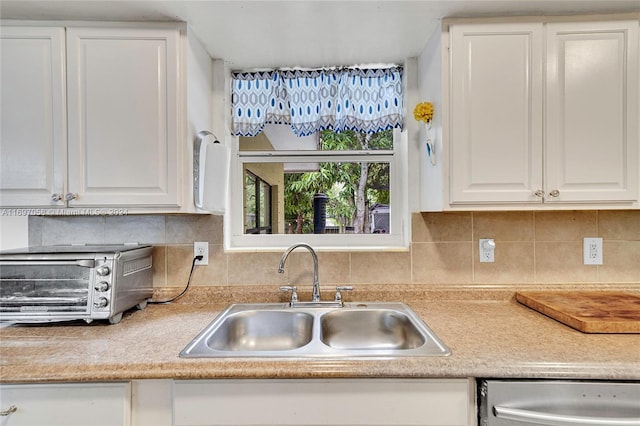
(1, 296), (88, 304)
(76, 259), (95, 268)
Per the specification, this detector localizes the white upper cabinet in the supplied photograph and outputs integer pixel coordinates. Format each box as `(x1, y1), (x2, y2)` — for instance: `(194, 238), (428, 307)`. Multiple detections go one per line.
(443, 18), (639, 209)
(545, 21), (639, 204)
(0, 26), (67, 207)
(449, 23), (544, 204)
(0, 23), (207, 211)
(65, 27), (180, 208)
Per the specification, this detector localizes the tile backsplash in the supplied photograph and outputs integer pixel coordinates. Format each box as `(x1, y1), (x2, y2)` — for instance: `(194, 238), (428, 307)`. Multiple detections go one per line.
(28, 210), (640, 288)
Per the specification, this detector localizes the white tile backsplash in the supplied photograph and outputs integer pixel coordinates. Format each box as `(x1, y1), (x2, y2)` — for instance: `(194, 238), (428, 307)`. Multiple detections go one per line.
(40, 216), (106, 245)
(105, 215), (166, 245)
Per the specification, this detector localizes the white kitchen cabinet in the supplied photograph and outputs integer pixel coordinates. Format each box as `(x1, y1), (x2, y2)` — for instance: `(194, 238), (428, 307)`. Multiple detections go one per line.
(545, 21), (639, 204)
(0, 26), (66, 207)
(442, 18), (639, 209)
(0, 23), (195, 211)
(0, 379), (474, 426)
(449, 23), (544, 205)
(0, 382), (130, 426)
(172, 379), (475, 426)
(65, 27), (181, 208)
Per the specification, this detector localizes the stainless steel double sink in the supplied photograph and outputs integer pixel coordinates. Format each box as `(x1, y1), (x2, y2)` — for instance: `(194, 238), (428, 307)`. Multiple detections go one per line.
(180, 302), (450, 358)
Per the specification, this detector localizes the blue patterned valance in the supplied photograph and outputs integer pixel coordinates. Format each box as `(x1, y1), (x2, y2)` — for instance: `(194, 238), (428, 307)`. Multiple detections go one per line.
(232, 67), (403, 137)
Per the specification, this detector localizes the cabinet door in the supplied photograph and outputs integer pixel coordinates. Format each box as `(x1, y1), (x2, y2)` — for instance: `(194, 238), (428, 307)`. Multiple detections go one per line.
(0, 26), (66, 207)
(66, 27), (181, 208)
(545, 21), (639, 203)
(0, 382), (130, 426)
(173, 379), (473, 426)
(449, 23), (544, 204)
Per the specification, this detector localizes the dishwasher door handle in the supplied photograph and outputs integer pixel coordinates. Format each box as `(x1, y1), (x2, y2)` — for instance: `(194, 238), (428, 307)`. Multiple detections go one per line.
(493, 405), (640, 426)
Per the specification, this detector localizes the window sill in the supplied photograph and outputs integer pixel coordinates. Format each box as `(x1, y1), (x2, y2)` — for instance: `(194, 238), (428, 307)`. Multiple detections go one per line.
(224, 232), (410, 253)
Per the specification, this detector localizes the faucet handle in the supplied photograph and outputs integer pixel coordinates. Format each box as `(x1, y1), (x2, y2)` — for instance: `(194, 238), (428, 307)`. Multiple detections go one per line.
(279, 286), (298, 304)
(334, 286), (353, 303)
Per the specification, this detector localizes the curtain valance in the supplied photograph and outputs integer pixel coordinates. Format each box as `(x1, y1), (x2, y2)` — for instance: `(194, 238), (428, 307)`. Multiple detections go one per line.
(232, 67), (404, 137)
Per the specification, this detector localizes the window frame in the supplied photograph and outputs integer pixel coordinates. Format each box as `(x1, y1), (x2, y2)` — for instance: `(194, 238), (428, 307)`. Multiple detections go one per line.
(225, 128), (410, 252)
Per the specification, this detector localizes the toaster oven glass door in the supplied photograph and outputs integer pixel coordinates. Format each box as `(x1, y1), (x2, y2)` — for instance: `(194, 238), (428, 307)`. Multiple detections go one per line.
(0, 261), (92, 317)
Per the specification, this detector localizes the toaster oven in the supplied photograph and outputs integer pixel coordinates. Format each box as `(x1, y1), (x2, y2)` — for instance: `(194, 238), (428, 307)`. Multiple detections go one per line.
(0, 244), (153, 324)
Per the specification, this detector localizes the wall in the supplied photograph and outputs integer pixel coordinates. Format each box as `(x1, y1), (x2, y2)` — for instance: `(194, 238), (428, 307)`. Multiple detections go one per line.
(0, 216), (28, 250)
(28, 210), (640, 288)
(417, 26), (444, 211)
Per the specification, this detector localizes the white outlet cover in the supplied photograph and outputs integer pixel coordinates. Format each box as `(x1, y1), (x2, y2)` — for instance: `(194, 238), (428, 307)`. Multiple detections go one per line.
(583, 237), (603, 265)
(194, 241), (209, 265)
(479, 239), (495, 263)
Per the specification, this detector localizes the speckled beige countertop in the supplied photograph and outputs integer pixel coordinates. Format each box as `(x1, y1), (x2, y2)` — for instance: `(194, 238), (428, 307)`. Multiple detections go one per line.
(1, 285), (639, 383)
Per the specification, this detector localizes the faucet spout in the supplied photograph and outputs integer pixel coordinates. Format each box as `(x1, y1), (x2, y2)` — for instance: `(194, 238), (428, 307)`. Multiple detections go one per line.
(278, 243), (320, 302)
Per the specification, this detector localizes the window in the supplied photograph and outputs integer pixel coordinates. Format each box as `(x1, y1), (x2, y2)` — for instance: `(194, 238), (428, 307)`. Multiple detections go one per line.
(227, 126), (409, 250)
(244, 171), (272, 234)
(225, 66), (409, 251)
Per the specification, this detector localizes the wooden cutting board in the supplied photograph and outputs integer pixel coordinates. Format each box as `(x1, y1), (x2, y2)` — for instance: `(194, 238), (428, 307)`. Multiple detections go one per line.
(515, 291), (640, 333)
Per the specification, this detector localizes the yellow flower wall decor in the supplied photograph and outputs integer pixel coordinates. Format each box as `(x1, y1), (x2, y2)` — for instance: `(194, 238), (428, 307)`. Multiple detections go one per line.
(414, 102), (436, 166)
(413, 102), (434, 123)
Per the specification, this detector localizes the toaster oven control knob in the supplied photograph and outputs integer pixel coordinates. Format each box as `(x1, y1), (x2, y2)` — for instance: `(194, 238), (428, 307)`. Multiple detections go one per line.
(95, 281), (110, 292)
(94, 297), (109, 308)
(96, 266), (111, 276)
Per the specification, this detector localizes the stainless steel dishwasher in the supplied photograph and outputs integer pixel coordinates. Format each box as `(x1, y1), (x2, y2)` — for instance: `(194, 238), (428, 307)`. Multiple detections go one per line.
(478, 379), (640, 426)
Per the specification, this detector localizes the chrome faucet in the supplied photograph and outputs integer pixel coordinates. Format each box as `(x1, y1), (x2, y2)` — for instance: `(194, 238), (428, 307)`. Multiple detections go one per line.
(278, 243), (321, 302)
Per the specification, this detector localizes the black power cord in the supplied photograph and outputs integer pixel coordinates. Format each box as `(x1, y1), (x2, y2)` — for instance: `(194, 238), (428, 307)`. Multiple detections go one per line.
(149, 255), (203, 305)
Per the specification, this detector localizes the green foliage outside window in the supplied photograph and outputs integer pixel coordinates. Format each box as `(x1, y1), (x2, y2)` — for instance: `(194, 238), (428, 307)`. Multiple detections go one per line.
(284, 129), (392, 234)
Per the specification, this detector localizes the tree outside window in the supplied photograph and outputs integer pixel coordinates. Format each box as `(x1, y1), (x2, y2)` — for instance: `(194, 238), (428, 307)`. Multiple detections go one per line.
(283, 129), (391, 235)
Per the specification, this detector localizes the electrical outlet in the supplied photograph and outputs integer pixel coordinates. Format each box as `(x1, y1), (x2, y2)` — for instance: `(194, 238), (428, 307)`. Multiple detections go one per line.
(583, 237), (603, 265)
(479, 239), (495, 263)
(194, 241), (209, 265)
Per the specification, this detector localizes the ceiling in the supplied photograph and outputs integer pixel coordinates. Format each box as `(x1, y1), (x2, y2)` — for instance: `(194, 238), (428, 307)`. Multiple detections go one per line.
(2, 1), (639, 69)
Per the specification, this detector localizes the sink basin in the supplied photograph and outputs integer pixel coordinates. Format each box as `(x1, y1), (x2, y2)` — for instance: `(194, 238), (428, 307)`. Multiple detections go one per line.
(207, 310), (314, 351)
(320, 309), (425, 350)
(180, 302), (450, 358)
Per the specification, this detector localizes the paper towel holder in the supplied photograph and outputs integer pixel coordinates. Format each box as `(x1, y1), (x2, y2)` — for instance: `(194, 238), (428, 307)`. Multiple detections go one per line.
(194, 130), (225, 211)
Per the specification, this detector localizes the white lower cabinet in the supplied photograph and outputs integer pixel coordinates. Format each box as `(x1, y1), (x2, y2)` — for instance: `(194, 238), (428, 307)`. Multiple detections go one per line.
(172, 379), (475, 426)
(0, 379), (475, 426)
(0, 382), (131, 426)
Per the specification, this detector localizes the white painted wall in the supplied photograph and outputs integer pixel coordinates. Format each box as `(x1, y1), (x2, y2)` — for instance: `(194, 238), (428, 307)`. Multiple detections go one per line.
(186, 26), (216, 213)
(0, 216), (29, 250)
(404, 57), (422, 214)
(418, 26), (444, 211)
